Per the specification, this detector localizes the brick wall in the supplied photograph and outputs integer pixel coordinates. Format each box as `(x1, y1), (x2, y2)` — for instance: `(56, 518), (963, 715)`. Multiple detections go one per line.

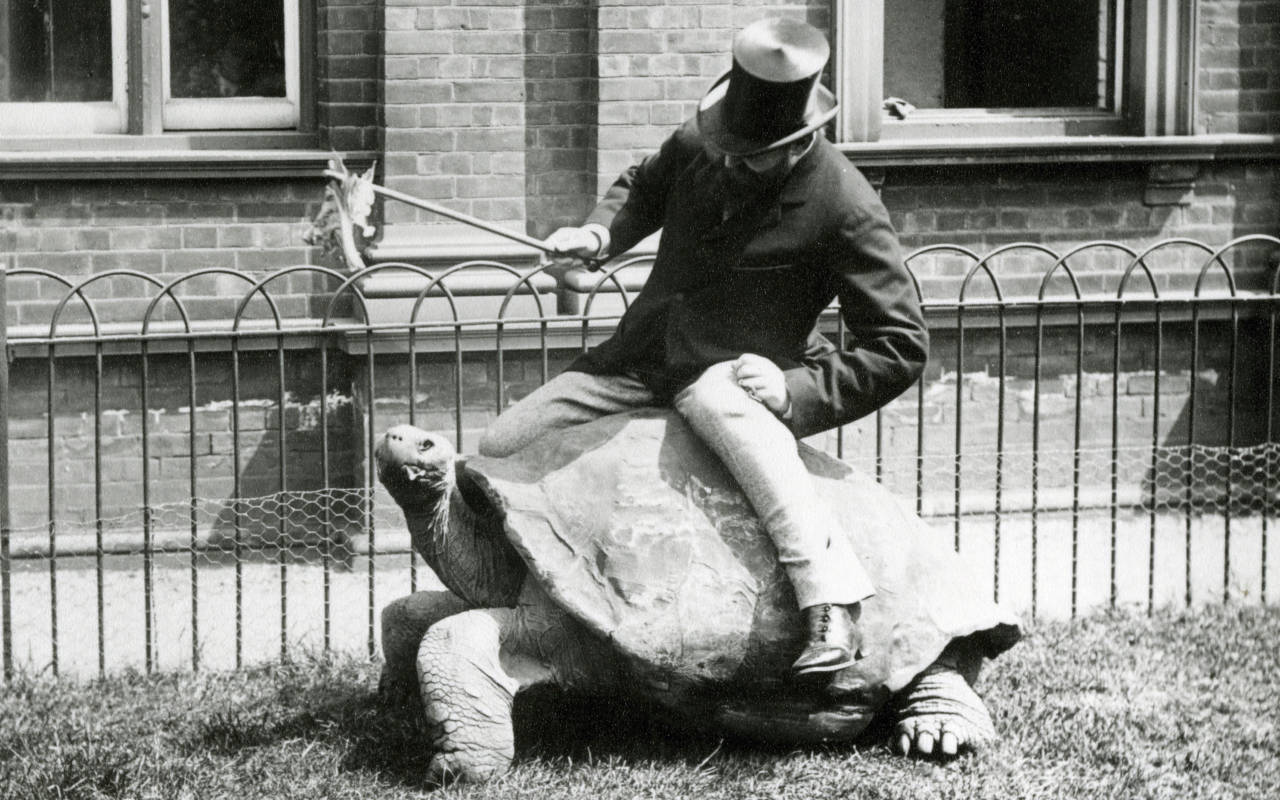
(3, 179), (333, 328)
(377, 0), (829, 233)
(381, 0), (534, 228)
(4, 351), (358, 540)
(5, 0), (1274, 325)
(3, 0), (383, 328)
(523, 0), (598, 238)
(1198, 0), (1280, 134)
(4, 311), (1273, 552)
(594, 1), (734, 191)
(594, 1), (824, 195)
(319, 0), (383, 151)
(880, 161), (1279, 299)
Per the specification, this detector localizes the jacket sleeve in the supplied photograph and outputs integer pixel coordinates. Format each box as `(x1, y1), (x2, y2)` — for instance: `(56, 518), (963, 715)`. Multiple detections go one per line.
(583, 122), (700, 256)
(781, 201), (929, 439)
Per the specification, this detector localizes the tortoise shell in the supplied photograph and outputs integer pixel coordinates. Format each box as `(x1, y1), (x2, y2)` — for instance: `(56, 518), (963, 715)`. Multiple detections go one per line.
(465, 409), (1019, 695)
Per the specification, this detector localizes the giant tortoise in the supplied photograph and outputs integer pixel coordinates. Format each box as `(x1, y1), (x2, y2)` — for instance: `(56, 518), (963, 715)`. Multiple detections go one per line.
(376, 409), (1020, 782)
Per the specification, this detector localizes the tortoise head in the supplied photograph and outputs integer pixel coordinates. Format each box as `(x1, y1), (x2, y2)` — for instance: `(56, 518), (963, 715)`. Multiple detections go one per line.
(375, 424), (457, 514)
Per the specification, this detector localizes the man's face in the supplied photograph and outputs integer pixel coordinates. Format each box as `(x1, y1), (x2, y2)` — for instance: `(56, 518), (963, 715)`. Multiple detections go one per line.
(707, 136), (810, 194)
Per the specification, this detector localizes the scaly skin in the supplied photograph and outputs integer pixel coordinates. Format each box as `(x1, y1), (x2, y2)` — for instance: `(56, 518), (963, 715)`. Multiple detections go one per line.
(891, 643), (995, 757)
(417, 608), (520, 782)
(379, 590), (471, 706)
(377, 426), (525, 609)
(893, 666), (996, 757)
(415, 581), (622, 783)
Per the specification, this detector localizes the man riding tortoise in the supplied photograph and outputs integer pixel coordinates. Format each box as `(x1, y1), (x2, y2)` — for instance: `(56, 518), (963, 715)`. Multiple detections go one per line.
(373, 18), (1021, 783)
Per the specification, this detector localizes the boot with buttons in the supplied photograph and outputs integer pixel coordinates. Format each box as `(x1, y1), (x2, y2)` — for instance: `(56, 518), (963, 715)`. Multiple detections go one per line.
(792, 602), (860, 675)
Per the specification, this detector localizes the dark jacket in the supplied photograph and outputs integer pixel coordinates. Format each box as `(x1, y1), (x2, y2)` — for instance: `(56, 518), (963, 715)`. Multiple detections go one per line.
(569, 121), (929, 439)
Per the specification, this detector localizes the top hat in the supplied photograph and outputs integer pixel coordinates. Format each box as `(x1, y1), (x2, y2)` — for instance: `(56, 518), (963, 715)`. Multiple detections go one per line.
(695, 18), (838, 157)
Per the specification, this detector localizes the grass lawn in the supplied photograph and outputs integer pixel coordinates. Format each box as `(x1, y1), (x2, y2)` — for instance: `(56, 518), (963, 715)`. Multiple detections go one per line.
(2, 605), (1277, 800)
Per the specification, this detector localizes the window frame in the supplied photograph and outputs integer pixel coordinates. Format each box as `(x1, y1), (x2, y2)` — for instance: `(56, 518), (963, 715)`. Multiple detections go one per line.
(0, 0), (314, 147)
(0, 0), (129, 136)
(160, 0), (302, 131)
(832, 0), (1199, 142)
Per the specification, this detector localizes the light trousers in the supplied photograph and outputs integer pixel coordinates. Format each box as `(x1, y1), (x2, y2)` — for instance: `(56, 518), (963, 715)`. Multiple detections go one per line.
(478, 365), (875, 609)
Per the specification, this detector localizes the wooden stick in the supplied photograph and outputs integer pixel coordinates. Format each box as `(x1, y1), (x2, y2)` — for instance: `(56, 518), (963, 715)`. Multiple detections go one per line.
(324, 169), (557, 255)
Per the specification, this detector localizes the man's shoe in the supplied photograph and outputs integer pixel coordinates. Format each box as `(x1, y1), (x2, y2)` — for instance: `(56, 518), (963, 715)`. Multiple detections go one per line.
(792, 603), (857, 675)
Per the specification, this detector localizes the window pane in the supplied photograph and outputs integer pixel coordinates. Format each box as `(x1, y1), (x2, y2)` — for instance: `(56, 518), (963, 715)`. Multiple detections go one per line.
(885, 0), (1117, 110)
(168, 0), (286, 98)
(2, 0), (113, 102)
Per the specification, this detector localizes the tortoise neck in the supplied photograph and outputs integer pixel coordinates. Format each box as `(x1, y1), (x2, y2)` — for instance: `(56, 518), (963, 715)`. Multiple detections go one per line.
(410, 464), (525, 608)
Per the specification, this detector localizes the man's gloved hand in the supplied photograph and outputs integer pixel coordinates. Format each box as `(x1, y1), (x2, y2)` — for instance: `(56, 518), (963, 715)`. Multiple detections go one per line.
(733, 353), (791, 417)
(539, 225), (608, 277)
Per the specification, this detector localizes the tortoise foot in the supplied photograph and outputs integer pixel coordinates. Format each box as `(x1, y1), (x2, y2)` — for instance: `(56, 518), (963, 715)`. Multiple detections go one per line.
(426, 748), (506, 785)
(891, 665), (996, 759)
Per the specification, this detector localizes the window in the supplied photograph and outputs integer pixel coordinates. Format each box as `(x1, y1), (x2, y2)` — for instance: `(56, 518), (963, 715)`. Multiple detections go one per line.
(163, 0), (300, 130)
(833, 0), (1197, 141)
(0, 0), (307, 139)
(1, 0), (127, 134)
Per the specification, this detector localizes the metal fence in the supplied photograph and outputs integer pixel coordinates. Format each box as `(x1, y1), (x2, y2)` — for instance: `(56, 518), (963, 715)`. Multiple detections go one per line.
(1, 234), (1278, 679)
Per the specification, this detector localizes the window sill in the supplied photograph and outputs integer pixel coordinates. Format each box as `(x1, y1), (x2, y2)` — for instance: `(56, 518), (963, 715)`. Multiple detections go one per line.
(0, 135), (376, 179)
(837, 134), (1280, 167)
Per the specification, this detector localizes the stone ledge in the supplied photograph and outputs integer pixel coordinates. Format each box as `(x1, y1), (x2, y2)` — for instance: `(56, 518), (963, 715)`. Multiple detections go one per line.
(839, 134), (1280, 168)
(0, 147), (377, 180)
(5, 291), (1272, 360)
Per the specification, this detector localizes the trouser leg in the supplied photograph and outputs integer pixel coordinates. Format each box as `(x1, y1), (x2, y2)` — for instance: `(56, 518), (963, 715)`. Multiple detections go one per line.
(478, 370), (655, 457)
(674, 361), (874, 609)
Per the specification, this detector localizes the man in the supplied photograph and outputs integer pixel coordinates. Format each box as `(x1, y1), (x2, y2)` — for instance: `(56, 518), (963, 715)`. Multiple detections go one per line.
(480, 17), (928, 677)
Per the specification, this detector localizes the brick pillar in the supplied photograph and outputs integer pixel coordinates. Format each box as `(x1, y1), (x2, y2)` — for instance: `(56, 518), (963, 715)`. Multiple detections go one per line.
(318, 0), (382, 152)
(524, 0), (599, 238)
(382, 0), (529, 229)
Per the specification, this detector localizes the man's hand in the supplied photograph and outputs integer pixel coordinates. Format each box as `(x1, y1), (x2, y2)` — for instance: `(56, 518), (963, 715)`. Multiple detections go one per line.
(539, 226), (607, 277)
(543, 226), (604, 259)
(733, 353), (790, 416)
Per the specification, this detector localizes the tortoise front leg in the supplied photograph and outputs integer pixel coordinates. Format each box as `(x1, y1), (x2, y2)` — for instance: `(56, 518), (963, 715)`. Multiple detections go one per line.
(379, 590), (471, 706)
(415, 583), (620, 783)
(417, 607), (524, 782)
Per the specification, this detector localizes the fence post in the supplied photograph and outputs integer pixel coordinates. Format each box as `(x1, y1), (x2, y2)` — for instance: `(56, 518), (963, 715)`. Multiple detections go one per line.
(1, 251), (12, 679)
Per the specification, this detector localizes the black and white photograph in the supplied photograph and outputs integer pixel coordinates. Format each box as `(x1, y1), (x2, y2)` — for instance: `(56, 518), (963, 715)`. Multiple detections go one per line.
(1, 1), (1278, 797)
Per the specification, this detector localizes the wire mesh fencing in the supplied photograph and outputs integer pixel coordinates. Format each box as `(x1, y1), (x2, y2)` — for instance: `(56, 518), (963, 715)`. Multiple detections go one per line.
(1, 235), (1277, 678)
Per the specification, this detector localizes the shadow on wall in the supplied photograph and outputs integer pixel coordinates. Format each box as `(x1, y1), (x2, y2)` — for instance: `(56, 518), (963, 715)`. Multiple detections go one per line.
(0, 350), (363, 557)
(1144, 318), (1280, 515)
(206, 389), (363, 559)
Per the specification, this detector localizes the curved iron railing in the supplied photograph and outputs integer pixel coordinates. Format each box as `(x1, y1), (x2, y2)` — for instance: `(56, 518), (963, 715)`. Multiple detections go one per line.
(1, 232), (1277, 679)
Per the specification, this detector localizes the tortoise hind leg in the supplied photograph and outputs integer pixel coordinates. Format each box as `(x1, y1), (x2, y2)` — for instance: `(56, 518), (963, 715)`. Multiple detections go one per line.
(890, 639), (996, 758)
